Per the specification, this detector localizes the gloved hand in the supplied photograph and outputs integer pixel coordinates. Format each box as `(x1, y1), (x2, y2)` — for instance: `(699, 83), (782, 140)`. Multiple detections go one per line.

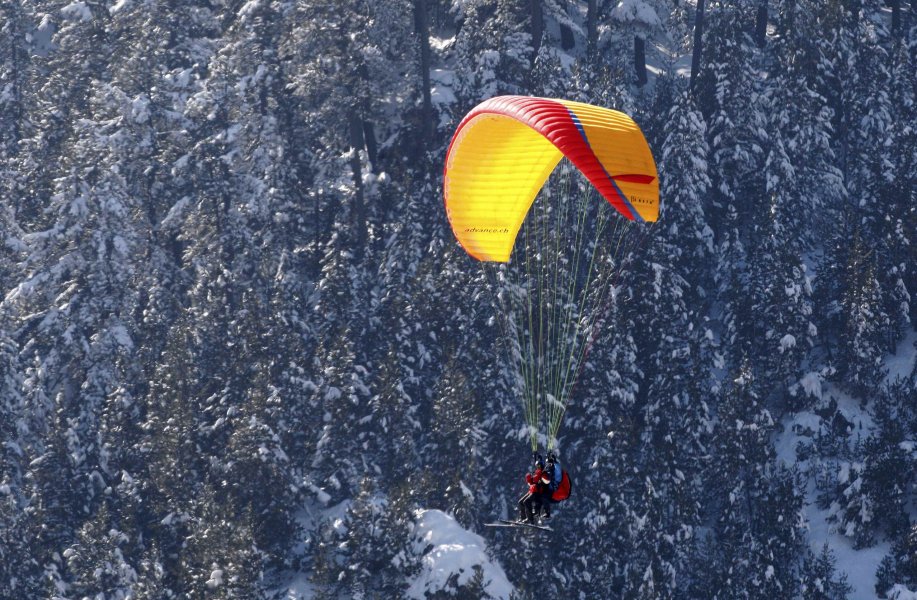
(529, 483), (538, 493)
(525, 473), (534, 485)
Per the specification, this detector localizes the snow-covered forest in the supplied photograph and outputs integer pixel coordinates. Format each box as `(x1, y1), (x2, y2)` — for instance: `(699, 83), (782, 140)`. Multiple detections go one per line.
(1, 0), (915, 598)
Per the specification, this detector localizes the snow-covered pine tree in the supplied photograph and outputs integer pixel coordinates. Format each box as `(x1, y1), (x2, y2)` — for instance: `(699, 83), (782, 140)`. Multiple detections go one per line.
(139, 317), (279, 597)
(701, 0), (773, 391)
(769, 0), (845, 247)
(872, 40), (916, 348)
(452, 0), (535, 107)
(175, 6), (311, 572)
(103, 0), (218, 374)
(309, 212), (375, 501)
(369, 178), (450, 482)
(811, 0), (899, 396)
(0, 0), (31, 214)
(657, 90), (714, 295)
(58, 502), (140, 599)
(874, 522), (917, 598)
(618, 476), (681, 599)
(800, 543), (853, 599)
(155, 14), (313, 582)
(0, 348), (58, 596)
(0, 329), (33, 598)
(699, 363), (809, 597)
(2, 18), (149, 591)
(419, 350), (484, 524)
(287, 0), (415, 259)
(608, 0), (667, 87)
(837, 237), (890, 396)
(137, 319), (208, 593)
(561, 305), (644, 597)
(612, 91), (716, 595)
(835, 376), (916, 551)
(328, 477), (418, 598)
(177, 485), (264, 598)
(733, 0), (844, 412)
(744, 114), (816, 406)
(623, 266), (712, 593)
(220, 311), (299, 564)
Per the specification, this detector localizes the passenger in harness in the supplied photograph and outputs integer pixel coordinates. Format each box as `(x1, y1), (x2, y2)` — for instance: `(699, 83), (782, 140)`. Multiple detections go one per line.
(517, 451), (571, 524)
(518, 454), (550, 524)
(541, 452), (562, 520)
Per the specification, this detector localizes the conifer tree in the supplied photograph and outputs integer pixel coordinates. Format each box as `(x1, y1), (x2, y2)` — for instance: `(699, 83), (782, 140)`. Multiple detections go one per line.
(745, 123), (816, 404)
(836, 377), (916, 549)
(452, 0), (535, 105)
(137, 320), (207, 594)
(307, 211), (375, 498)
(332, 478), (417, 598)
(562, 310), (643, 597)
(875, 524), (917, 597)
(608, 0), (666, 86)
(0, 330), (34, 597)
(60, 502), (140, 598)
(622, 110), (716, 590)
(801, 544), (853, 600)
(0, 0), (31, 212)
(702, 364), (809, 597)
(657, 91), (714, 292)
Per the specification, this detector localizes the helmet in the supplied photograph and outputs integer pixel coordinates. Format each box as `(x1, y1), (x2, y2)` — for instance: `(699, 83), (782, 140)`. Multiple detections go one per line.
(547, 451), (557, 463)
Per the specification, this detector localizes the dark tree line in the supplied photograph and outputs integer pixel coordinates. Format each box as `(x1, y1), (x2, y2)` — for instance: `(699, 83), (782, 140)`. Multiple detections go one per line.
(1, 0), (914, 598)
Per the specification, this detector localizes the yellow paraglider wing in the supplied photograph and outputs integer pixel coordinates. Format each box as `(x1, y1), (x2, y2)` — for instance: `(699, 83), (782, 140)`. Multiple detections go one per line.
(443, 96), (659, 262)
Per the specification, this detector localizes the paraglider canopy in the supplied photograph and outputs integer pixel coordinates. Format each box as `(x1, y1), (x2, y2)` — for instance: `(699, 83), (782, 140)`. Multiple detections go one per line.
(443, 95), (659, 262)
(443, 95), (659, 451)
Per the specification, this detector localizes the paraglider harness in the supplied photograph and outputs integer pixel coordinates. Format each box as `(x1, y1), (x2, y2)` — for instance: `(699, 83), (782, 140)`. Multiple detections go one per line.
(545, 453), (572, 503)
(512, 452), (573, 528)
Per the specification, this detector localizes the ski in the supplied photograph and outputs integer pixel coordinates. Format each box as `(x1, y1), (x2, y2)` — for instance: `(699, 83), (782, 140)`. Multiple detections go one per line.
(484, 519), (553, 532)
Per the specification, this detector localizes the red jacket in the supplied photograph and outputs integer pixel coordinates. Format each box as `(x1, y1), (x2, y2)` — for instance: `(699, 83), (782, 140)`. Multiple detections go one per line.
(525, 468), (551, 494)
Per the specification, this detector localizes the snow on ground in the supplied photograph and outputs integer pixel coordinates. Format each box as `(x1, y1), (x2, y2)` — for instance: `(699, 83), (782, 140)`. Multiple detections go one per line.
(279, 573), (316, 600)
(650, 45), (693, 80)
(272, 504), (512, 598)
(888, 585), (917, 600)
(776, 384), (888, 600)
(806, 494), (892, 600)
(431, 69), (456, 107)
(273, 498), (351, 599)
(407, 509), (514, 600)
(611, 0), (663, 27)
(61, 1), (93, 21)
(774, 330), (917, 600)
(886, 327), (917, 383)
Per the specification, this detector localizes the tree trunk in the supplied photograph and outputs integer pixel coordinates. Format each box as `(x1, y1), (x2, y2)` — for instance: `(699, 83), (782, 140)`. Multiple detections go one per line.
(904, 0), (917, 39)
(531, 0), (544, 58)
(413, 0), (433, 149)
(755, 0), (768, 47)
(560, 24), (575, 50)
(847, 0), (861, 26)
(354, 62), (378, 171)
(587, 0), (598, 56)
(890, 0), (900, 38)
(634, 36), (648, 87)
(782, 0), (795, 39)
(690, 0), (706, 93)
(362, 121), (378, 169)
(348, 111), (367, 257)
